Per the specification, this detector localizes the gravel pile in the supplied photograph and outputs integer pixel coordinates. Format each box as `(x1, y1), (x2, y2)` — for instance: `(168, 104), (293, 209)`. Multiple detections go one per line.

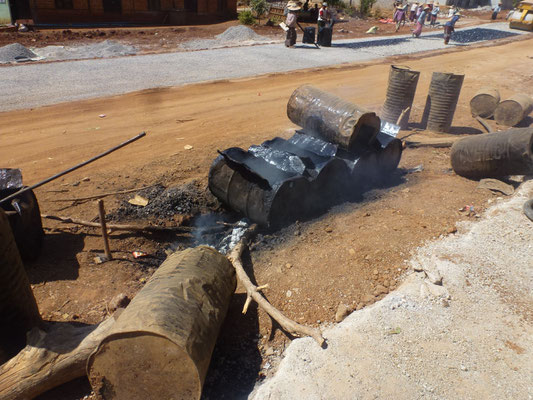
(33, 40), (137, 61)
(0, 43), (39, 64)
(252, 180), (533, 399)
(181, 26), (269, 50)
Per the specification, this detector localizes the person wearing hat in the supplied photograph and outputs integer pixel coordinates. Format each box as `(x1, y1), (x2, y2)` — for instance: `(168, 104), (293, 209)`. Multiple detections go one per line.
(285, 2), (301, 48)
(412, 4), (430, 37)
(492, 2), (502, 20)
(443, 9), (461, 44)
(409, 1), (419, 22)
(430, 2), (439, 26)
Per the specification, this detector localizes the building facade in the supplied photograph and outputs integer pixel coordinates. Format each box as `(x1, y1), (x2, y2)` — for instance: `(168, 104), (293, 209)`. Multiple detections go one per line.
(6, 0), (236, 24)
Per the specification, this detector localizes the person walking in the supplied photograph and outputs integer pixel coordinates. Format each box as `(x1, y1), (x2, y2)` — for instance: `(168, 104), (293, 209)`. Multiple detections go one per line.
(430, 2), (439, 26)
(394, 2), (407, 31)
(412, 5), (429, 37)
(409, 1), (418, 22)
(491, 2), (502, 20)
(285, 2), (301, 48)
(426, 1), (433, 21)
(443, 10), (460, 44)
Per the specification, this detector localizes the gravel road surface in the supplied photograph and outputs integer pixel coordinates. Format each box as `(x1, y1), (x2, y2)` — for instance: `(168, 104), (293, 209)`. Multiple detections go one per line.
(0, 23), (525, 112)
(251, 180), (533, 400)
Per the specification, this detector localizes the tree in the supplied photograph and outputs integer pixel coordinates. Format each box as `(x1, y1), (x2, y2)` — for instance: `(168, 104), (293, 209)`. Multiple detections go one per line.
(251, 0), (268, 24)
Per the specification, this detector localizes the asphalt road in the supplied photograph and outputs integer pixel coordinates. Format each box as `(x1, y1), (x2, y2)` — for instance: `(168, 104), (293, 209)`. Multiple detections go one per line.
(0, 22), (524, 112)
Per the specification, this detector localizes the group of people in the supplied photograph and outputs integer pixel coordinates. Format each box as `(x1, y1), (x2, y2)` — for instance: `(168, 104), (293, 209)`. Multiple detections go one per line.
(284, 1), (331, 47)
(392, 1), (442, 33)
(400, 1), (461, 43)
(284, 0), (466, 48)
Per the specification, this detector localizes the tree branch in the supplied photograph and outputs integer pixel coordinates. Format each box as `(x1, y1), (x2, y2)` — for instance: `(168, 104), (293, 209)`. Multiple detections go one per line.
(227, 225), (325, 347)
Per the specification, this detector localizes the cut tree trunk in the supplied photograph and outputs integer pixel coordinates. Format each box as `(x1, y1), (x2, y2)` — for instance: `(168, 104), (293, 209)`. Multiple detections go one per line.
(0, 209), (42, 363)
(87, 246), (236, 400)
(0, 318), (115, 400)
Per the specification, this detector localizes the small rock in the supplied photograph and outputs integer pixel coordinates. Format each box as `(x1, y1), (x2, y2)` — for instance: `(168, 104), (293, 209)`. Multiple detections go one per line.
(264, 346), (275, 356)
(71, 181), (80, 187)
(62, 313), (70, 320)
(99, 114), (106, 118)
(286, 290), (292, 298)
(139, 277), (147, 284)
(373, 269), (379, 275)
(184, 145), (193, 150)
(348, 248), (356, 256)
(81, 177), (90, 182)
(460, 365), (468, 371)
(108, 293), (130, 311)
(374, 285), (388, 295)
(335, 303), (351, 322)
(425, 270), (443, 286)
(72, 313), (80, 320)
(294, 229), (300, 236)
(285, 263), (292, 269)
(362, 294), (375, 303)
(325, 226), (333, 233)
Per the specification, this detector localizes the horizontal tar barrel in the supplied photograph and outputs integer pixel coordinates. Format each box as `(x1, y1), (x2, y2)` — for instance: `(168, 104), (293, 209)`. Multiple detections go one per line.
(450, 127), (533, 179)
(208, 155), (311, 228)
(381, 65), (420, 129)
(470, 87), (500, 118)
(425, 72), (464, 133)
(88, 246), (236, 400)
(287, 85), (381, 151)
(494, 94), (533, 127)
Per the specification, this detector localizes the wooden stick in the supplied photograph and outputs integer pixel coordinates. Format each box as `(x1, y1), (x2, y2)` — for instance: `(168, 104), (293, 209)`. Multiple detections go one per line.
(475, 116), (494, 133)
(227, 225), (325, 347)
(49, 185), (156, 203)
(396, 106), (411, 127)
(97, 200), (112, 261)
(41, 214), (193, 235)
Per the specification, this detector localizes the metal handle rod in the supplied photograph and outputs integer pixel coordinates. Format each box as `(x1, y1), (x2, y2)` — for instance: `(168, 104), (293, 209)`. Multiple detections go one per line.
(0, 131), (146, 205)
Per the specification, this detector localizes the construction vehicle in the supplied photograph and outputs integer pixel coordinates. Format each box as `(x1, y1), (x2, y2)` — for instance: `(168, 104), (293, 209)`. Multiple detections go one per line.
(509, 0), (533, 31)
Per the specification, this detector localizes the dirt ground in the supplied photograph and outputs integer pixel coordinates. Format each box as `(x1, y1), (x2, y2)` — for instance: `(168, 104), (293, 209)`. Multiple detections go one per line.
(1, 35), (532, 399)
(0, 8), (497, 53)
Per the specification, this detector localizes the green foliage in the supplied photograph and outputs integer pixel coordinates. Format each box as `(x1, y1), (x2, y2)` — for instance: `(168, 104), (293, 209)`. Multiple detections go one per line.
(360, 0), (377, 16)
(250, 0), (268, 22)
(238, 10), (256, 25)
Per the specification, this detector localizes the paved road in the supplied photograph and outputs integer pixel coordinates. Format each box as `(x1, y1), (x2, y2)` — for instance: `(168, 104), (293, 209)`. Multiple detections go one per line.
(0, 23), (524, 112)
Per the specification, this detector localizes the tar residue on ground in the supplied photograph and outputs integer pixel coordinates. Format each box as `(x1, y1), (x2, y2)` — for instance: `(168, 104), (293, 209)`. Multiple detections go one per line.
(109, 181), (218, 222)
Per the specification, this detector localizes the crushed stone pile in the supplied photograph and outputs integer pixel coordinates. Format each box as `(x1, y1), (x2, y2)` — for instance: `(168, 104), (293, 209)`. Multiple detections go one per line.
(33, 40), (137, 61)
(181, 26), (270, 50)
(0, 43), (39, 64)
(215, 25), (269, 42)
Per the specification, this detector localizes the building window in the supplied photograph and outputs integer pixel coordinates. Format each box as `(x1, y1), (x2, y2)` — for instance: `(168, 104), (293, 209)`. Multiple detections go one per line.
(147, 0), (161, 10)
(55, 0), (73, 9)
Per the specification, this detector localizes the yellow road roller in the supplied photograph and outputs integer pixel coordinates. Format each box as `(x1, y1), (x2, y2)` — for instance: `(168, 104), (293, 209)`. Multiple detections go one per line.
(509, 0), (533, 31)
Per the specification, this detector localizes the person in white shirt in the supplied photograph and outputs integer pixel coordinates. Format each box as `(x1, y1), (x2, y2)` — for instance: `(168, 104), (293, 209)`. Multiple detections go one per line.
(492, 2), (502, 20)
(410, 1), (419, 22)
(430, 2), (439, 26)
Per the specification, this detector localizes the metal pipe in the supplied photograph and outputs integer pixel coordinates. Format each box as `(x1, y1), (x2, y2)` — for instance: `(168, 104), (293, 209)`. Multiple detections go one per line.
(0, 132), (146, 205)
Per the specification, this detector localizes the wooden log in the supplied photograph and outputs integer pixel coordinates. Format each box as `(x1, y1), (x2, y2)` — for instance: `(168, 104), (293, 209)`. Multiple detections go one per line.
(0, 209), (42, 363)
(0, 318), (115, 400)
(470, 87), (500, 118)
(87, 246), (236, 400)
(494, 94), (533, 127)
